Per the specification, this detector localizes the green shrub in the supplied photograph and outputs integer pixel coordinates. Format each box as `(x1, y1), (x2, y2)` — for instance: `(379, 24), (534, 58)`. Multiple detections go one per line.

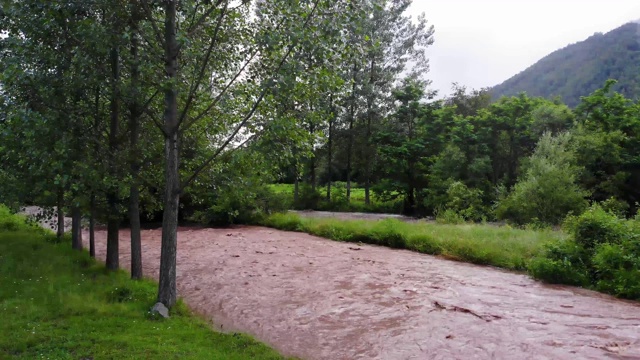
(191, 186), (289, 226)
(528, 257), (591, 286)
(591, 242), (640, 299)
(444, 181), (486, 222)
(600, 197), (630, 218)
(435, 208), (465, 224)
(0, 204), (42, 232)
(530, 205), (640, 300)
(294, 184), (323, 210)
(565, 205), (628, 250)
(528, 239), (590, 286)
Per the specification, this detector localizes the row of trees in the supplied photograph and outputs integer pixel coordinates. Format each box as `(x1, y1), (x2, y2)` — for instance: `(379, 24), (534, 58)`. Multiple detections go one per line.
(290, 78), (640, 223)
(0, 0), (435, 309)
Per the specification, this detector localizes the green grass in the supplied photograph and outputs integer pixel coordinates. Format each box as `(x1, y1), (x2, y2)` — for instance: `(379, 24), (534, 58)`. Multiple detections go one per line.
(262, 213), (567, 271)
(269, 183), (370, 201)
(0, 209), (286, 359)
(268, 183), (402, 213)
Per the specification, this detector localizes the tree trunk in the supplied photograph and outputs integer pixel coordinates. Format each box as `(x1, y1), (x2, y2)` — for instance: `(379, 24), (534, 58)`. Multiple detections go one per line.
(364, 104), (372, 206)
(293, 171), (300, 206)
(406, 185), (415, 215)
(129, 16), (142, 280)
(326, 97), (334, 202)
(71, 204), (82, 250)
(89, 195), (96, 258)
(309, 122), (316, 193)
(56, 188), (65, 239)
(158, 0), (180, 308)
(106, 45), (120, 271)
(106, 195), (120, 271)
(346, 119), (353, 203)
(364, 56), (376, 206)
(90, 85), (99, 259)
(346, 62), (358, 203)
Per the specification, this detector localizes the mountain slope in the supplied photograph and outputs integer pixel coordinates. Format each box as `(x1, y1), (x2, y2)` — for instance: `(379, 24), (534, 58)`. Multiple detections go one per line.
(491, 22), (640, 107)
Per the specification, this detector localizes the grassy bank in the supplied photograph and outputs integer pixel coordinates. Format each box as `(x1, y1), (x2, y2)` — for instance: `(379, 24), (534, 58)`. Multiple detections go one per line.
(262, 213), (566, 271)
(0, 208), (285, 359)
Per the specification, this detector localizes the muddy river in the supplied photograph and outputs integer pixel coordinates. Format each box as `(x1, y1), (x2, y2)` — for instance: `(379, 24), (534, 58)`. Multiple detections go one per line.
(85, 226), (640, 359)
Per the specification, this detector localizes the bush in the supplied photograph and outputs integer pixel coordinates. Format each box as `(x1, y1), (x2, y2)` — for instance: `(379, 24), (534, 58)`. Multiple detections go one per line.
(528, 257), (591, 286)
(528, 240), (590, 286)
(591, 242), (640, 299)
(565, 205), (628, 250)
(190, 186), (290, 226)
(435, 208), (465, 224)
(0, 204), (42, 232)
(600, 197), (630, 218)
(443, 181), (486, 222)
(530, 204), (640, 300)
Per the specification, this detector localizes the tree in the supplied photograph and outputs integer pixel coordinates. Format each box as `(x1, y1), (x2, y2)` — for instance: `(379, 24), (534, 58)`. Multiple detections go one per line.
(496, 132), (589, 225)
(572, 80), (640, 211)
(375, 76), (434, 214)
(152, 0), (358, 308)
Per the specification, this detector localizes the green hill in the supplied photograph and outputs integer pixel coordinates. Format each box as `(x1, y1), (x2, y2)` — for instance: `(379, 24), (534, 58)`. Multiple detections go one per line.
(491, 22), (640, 107)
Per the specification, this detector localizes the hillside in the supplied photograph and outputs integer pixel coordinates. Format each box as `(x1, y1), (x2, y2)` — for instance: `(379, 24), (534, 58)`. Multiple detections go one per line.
(491, 22), (640, 107)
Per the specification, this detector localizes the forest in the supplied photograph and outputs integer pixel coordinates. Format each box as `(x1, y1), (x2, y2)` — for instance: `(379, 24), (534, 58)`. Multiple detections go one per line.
(1, 0), (640, 313)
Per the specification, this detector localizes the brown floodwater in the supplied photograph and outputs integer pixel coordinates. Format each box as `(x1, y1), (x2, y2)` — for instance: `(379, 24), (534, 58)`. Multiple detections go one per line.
(85, 226), (640, 359)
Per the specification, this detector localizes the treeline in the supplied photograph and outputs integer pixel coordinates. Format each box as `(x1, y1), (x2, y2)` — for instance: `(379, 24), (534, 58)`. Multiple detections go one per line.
(0, 0), (435, 309)
(290, 79), (640, 224)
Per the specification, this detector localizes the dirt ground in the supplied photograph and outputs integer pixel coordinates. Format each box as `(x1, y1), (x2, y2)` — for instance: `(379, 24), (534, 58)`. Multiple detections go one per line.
(85, 226), (640, 360)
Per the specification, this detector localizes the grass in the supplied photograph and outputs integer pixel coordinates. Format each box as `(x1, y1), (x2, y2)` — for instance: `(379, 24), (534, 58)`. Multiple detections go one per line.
(269, 183), (370, 202)
(262, 213), (567, 271)
(269, 183), (402, 213)
(0, 207), (286, 359)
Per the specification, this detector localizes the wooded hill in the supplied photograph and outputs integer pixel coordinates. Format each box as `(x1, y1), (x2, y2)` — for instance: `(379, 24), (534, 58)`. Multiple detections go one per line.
(491, 22), (640, 107)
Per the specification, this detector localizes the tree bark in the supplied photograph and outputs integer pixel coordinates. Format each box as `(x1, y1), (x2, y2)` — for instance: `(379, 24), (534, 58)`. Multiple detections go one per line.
(326, 96), (334, 202)
(293, 170), (300, 206)
(106, 45), (120, 271)
(129, 13), (143, 280)
(56, 188), (65, 239)
(71, 203), (83, 250)
(364, 57), (376, 206)
(89, 195), (96, 258)
(158, 0), (179, 308)
(346, 62), (358, 203)
(309, 121), (316, 193)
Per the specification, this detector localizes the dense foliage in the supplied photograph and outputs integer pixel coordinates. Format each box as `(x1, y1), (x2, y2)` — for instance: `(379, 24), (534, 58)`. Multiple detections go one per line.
(287, 78), (640, 226)
(529, 205), (640, 300)
(492, 22), (640, 107)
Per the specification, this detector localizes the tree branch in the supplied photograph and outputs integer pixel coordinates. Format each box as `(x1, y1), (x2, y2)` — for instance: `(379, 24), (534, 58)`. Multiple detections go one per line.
(180, 48), (259, 134)
(178, 2), (229, 126)
(179, 0), (323, 190)
(184, 0), (226, 41)
(140, 0), (163, 47)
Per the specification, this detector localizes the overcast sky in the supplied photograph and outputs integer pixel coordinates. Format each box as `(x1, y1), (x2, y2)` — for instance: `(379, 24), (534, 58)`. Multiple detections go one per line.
(409, 0), (640, 97)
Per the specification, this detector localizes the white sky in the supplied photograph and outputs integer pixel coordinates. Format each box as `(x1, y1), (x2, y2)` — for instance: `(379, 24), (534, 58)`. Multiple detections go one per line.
(409, 0), (640, 97)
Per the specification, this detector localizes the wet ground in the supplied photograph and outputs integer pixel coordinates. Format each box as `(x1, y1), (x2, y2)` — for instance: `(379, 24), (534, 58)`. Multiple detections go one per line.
(85, 226), (640, 360)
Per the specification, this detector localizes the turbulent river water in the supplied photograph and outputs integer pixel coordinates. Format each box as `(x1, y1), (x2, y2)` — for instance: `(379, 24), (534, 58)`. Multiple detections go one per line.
(84, 225), (640, 359)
